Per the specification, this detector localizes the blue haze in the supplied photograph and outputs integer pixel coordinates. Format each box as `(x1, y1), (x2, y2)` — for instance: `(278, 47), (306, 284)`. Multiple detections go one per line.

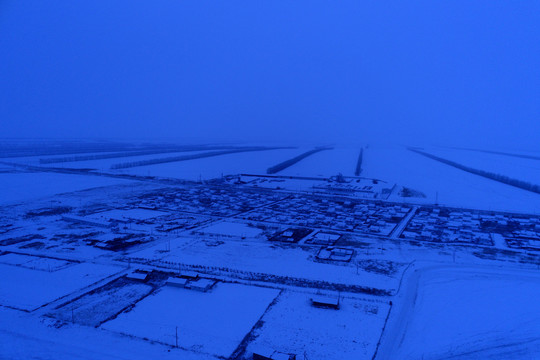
(1, 1), (539, 148)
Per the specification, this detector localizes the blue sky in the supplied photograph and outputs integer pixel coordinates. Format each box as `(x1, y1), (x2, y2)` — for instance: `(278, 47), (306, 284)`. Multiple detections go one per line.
(1, 1), (539, 149)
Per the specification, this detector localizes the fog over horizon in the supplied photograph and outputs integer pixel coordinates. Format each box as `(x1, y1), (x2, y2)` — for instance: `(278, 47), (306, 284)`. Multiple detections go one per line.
(1, 1), (539, 151)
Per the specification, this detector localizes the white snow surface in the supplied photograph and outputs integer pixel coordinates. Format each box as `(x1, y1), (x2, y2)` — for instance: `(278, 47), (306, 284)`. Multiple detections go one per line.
(0, 172), (133, 205)
(362, 144), (540, 213)
(104, 283), (279, 358)
(279, 146), (361, 177)
(118, 148), (305, 180)
(0, 256), (122, 311)
(378, 264), (540, 360)
(426, 146), (540, 185)
(0, 307), (218, 360)
(246, 291), (389, 360)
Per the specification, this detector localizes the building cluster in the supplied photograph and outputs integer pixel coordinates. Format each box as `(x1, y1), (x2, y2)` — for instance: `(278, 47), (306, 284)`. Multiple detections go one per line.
(240, 195), (410, 236)
(135, 186), (284, 217)
(401, 207), (540, 247)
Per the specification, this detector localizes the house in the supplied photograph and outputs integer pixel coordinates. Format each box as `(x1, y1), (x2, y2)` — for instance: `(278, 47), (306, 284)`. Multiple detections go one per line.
(316, 246), (354, 262)
(166, 276), (188, 288)
(186, 278), (216, 292)
(180, 271), (199, 279)
(310, 295), (340, 310)
(126, 271), (149, 282)
(252, 347), (296, 360)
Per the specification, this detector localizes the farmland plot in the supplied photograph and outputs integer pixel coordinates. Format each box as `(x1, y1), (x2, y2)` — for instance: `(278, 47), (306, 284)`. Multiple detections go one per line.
(0, 258), (121, 311)
(103, 283), (280, 358)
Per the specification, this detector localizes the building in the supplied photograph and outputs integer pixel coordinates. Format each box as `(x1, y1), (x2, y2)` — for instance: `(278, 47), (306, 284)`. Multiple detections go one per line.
(186, 278), (216, 292)
(252, 347), (296, 360)
(126, 270), (149, 282)
(166, 276), (188, 288)
(310, 295), (340, 310)
(62, 215), (112, 228)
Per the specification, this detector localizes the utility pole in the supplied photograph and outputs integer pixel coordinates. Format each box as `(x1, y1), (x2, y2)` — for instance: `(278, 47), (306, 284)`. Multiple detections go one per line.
(175, 326), (178, 348)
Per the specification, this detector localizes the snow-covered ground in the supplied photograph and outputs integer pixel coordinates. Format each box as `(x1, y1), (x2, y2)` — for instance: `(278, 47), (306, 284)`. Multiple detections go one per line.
(198, 221), (264, 238)
(89, 208), (169, 221)
(0, 255), (122, 311)
(0, 252), (71, 271)
(2, 141), (540, 360)
(378, 264), (540, 360)
(6, 143), (540, 213)
(425, 146), (540, 185)
(132, 235), (401, 290)
(103, 283), (279, 358)
(246, 290), (389, 360)
(278, 146), (362, 177)
(362, 144), (540, 213)
(1, 147), (309, 180)
(0, 307), (218, 360)
(0, 171), (135, 205)
(47, 278), (154, 327)
(1, 150), (223, 170)
(117, 147), (304, 180)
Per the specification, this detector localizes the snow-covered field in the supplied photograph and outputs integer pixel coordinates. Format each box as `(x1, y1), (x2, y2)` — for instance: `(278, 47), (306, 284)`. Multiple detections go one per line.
(0, 307), (217, 360)
(132, 236), (401, 290)
(2, 147), (310, 181)
(48, 278), (154, 327)
(2, 141), (540, 360)
(246, 291), (389, 360)
(362, 144), (540, 213)
(5, 143), (539, 213)
(45, 151), (213, 170)
(89, 208), (169, 221)
(425, 146), (540, 185)
(198, 221), (264, 238)
(2, 150), (214, 170)
(0, 171), (134, 205)
(0, 255), (122, 311)
(278, 146), (361, 177)
(0, 252), (71, 271)
(382, 265), (540, 360)
(103, 283), (279, 358)
(118, 147), (304, 180)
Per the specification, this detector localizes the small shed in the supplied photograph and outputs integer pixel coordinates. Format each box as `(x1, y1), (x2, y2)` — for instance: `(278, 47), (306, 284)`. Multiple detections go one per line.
(186, 278), (216, 292)
(126, 271), (149, 282)
(180, 271), (199, 279)
(310, 295), (340, 310)
(166, 276), (188, 288)
(253, 347), (296, 360)
(316, 246), (354, 262)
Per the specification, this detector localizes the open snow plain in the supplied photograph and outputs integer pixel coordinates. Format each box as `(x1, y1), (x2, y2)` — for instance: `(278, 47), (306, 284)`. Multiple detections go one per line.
(378, 265), (540, 360)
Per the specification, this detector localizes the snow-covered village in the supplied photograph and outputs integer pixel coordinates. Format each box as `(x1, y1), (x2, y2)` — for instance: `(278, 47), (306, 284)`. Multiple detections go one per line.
(1, 142), (540, 359)
(2, 1), (540, 359)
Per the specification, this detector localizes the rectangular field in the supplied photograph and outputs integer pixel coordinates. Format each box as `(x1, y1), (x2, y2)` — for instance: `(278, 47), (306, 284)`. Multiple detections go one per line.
(0, 255), (121, 311)
(0, 172), (133, 205)
(48, 277), (155, 327)
(392, 267), (540, 359)
(103, 283), (280, 358)
(118, 148), (304, 180)
(245, 291), (389, 360)
(132, 238), (400, 291)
